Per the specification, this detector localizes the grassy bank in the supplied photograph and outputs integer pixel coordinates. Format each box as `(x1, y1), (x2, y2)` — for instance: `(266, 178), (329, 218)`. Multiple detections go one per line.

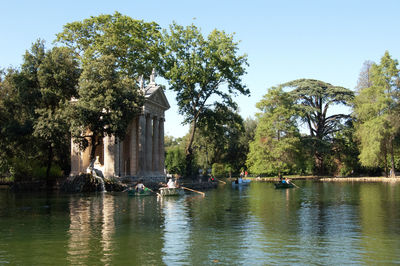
(319, 177), (400, 182)
(233, 176), (400, 182)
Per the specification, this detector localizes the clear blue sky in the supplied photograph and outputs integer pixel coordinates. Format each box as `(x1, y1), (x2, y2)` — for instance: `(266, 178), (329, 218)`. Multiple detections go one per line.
(2, 0), (400, 137)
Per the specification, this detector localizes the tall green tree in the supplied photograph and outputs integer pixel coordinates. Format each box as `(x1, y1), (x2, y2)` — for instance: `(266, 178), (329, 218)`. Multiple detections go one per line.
(247, 87), (301, 176)
(165, 146), (186, 176)
(354, 51), (400, 177)
(281, 79), (354, 175)
(56, 13), (164, 163)
(330, 119), (363, 176)
(164, 23), (249, 178)
(0, 41), (47, 178)
(56, 12), (164, 79)
(0, 41), (80, 182)
(33, 45), (81, 181)
(70, 55), (144, 162)
(0, 68), (35, 174)
(193, 105), (244, 174)
(164, 135), (186, 176)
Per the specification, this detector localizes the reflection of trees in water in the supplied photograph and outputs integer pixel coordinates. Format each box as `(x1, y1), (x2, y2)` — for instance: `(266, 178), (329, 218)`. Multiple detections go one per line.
(181, 186), (253, 265)
(115, 196), (164, 265)
(101, 194), (115, 265)
(359, 183), (400, 264)
(67, 194), (115, 265)
(67, 197), (91, 265)
(246, 182), (361, 264)
(44, 182), (400, 265)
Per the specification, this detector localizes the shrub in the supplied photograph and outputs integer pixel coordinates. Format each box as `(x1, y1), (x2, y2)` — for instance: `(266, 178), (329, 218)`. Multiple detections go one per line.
(212, 163), (226, 178)
(32, 165), (63, 180)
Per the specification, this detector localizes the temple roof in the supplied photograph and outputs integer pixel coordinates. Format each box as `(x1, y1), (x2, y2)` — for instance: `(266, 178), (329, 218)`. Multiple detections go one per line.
(143, 82), (170, 111)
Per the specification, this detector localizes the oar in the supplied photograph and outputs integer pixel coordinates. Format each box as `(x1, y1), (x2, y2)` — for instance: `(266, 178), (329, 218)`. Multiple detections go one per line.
(290, 182), (300, 188)
(216, 178), (226, 184)
(181, 186), (205, 196)
(147, 187), (161, 197)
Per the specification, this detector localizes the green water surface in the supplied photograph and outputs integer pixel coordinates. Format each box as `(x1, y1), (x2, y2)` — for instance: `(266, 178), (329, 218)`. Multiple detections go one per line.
(0, 181), (399, 265)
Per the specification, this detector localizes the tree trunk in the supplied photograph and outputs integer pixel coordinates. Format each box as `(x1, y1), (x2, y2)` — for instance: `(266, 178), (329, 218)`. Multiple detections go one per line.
(384, 145), (388, 177)
(185, 150), (194, 179)
(89, 136), (98, 166)
(390, 138), (396, 178)
(314, 151), (324, 176)
(46, 144), (53, 189)
(185, 120), (198, 179)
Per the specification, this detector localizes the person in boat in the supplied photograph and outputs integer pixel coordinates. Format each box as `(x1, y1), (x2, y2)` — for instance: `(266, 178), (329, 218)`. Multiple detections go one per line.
(167, 178), (178, 188)
(135, 179), (146, 192)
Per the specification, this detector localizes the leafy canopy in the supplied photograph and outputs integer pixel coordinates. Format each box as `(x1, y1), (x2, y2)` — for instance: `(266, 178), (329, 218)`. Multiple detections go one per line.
(279, 79), (354, 175)
(354, 51), (400, 170)
(164, 23), (249, 123)
(56, 11), (164, 81)
(0, 40), (80, 180)
(282, 79), (354, 140)
(56, 13), (163, 160)
(247, 87), (301, 176)
(163, 22), (249, 177)
(70, 54), (144, 159)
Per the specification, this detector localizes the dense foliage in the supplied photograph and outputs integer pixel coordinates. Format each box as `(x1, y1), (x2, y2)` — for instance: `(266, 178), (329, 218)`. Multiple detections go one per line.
(1, 12), (399, 182)
(0, 41), (80, 182)
(57, 12), (164, 162)
(163, 23), (249, 178)
(247, 87), (301, 176)
(280, 79), (354, 175)
(353, 52), (400, 177)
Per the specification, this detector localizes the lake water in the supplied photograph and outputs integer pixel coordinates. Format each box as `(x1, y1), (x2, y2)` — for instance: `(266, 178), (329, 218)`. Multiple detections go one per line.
(0, 181), (399, 265)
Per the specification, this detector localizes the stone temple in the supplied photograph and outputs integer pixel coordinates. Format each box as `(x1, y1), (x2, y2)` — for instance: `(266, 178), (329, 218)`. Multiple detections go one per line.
(70, 71), (170, 180)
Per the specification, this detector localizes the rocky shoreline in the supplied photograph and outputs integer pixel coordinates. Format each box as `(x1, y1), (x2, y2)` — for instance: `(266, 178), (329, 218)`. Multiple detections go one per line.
(2, 174), (219, 193)
(7, 175), (397, 192)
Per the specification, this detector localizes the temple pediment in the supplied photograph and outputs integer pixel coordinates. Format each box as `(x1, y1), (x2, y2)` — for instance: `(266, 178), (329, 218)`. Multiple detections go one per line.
(144, 84), (170, 111)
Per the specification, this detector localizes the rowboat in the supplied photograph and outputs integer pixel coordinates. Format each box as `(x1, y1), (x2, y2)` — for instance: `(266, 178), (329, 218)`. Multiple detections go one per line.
(159, 187), (182, 196)
(274, 182), (294, 189)
(232, 179), (251, 187)
(128, 188), (152, 196)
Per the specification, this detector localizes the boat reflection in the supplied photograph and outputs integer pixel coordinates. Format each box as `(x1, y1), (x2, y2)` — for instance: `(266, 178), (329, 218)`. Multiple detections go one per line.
(67, 194), (115, 265)
(159, 196), (191, 265)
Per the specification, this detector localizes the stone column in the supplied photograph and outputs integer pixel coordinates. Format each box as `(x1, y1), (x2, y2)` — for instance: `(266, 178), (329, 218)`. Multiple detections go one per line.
(130, 118), (138, 176)
(119, 138), (125, 176)
(115, 138), (121, 177)
(152, 116), (159, 174)
(82, 143), (91, 172)
(70, 139), (81, 175)
(159, 118), (165, 174)
(138, 114), (146, 175)
(103, 135), (115, 178)
(145, 113), (153, 173)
